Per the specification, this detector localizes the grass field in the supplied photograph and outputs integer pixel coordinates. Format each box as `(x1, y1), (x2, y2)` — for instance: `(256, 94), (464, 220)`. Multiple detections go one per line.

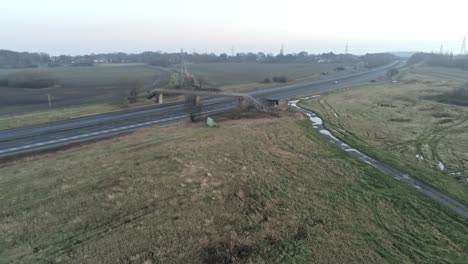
(299, 68), (468, 205)
(0, 64), (170, 115)
(188, 62), (358, 91)
(1, 112), (467, 263)
(0, 104), (118, 130)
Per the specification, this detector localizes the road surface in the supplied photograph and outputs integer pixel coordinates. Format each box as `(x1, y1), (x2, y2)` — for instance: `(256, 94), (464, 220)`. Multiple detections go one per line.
(0, 61), (400, 158)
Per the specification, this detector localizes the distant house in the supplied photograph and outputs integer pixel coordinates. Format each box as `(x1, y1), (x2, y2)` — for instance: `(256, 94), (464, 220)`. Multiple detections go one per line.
(93, 59), (107, 64)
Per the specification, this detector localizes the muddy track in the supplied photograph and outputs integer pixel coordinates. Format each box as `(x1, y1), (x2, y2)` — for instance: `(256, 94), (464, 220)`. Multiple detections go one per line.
(29, 193), (181, 261)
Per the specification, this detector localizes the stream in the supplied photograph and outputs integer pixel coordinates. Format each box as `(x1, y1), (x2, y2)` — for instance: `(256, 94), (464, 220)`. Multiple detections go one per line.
(289, 99), (468, 219)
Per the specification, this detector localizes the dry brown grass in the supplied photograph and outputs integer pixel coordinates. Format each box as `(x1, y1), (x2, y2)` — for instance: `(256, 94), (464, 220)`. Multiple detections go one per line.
(0, 104), (118, 130)
(0, 112), (467, 263)
(300, 68), (468, 204)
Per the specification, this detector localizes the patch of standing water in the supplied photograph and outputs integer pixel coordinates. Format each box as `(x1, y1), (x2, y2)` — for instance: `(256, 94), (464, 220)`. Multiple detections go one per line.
(287, 99), (468, 219)
(288, 100), (300, 108)
(319, 130), (339, 141)
(306, 113), (323, 125)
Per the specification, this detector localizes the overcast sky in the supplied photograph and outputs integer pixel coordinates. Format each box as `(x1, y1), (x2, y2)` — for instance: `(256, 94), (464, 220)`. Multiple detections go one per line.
(1, 0), (467, 55)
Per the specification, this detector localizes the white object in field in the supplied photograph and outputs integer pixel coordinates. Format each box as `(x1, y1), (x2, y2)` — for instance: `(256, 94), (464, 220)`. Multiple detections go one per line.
(438, 161), (445, 171)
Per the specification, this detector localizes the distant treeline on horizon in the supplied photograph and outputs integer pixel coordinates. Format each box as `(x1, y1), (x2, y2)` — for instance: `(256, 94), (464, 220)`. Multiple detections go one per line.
(0, 49), (398, 69)
(407, 52), (468, 70)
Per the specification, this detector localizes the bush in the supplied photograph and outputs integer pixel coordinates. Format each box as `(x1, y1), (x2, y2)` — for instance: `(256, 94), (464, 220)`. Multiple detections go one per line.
(262, 78), (271, 83)
(7, 71), (58, 88)
(334, 66), (345, 71)
(362, 53), (398, 68)
(427, 84), (468, 106)
(71, 60), (94, 66)
(149, 59), (171, 67)
(387, 68), (399, 78)
(272, 76), (288, 83)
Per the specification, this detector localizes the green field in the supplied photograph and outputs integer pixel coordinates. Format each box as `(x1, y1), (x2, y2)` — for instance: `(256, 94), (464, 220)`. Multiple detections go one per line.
(300, 68), (468, 205)
(0, 104), (119, 130)
(0, 64), (170, 116)
(0, 63), (170, 87)
(1, 112), (467, 263)
(188, 62), (358, 91)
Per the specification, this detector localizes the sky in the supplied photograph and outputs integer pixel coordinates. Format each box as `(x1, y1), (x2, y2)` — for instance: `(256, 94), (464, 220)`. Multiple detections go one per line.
(1, 0), (467, 55)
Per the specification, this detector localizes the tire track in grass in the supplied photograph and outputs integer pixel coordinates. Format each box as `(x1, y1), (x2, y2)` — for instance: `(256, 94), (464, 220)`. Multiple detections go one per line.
(290, 99), (468, 219)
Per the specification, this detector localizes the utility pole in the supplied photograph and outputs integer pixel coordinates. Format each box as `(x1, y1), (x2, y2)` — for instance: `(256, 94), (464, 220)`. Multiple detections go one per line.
(461, 37), (466, 55)
(439, 44), (443, 54)
(231, 46), (235, 57)
(180, 48), (186, 77)
(345, 42), (349, 54)
(47, 94), (52, 109)
(280, 44), (284, 56)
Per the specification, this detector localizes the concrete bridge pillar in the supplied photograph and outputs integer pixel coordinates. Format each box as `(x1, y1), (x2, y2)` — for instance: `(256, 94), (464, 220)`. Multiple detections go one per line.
(238, 97), (249, 110)
(156, 93), (163, 104)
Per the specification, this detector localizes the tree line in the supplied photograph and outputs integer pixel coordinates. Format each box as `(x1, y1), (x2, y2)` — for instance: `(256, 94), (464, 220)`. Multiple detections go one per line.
(0, 50), (50, 69)
(0, 49), (397, 69)
(407, 52), (468, 70)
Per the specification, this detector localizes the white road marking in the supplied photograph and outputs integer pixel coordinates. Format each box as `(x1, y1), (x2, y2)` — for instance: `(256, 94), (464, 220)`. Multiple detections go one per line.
(1, 107), (233, 155)
(0, 114), (190, 154)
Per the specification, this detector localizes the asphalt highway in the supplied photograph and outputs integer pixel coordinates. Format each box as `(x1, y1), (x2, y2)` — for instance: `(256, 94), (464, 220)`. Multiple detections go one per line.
(0, 61), (400, 158)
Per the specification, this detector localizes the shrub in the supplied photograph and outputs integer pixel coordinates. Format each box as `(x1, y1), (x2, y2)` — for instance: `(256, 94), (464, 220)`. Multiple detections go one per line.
(387, 68), (399, 77)
(390, 117), (411, 122)
(262, 78), (271, 83)
(428, 84), (468, 106)
(272, 76), (288, 83)
(7, 71), (58, 88)
(149, 59), (171, 67)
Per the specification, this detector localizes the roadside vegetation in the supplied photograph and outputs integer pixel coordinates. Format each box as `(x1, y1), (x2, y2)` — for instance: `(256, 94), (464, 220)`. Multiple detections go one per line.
(0, 112), (467, 263)
(299, 68), (468, 204)
(0, 104), (118, 130)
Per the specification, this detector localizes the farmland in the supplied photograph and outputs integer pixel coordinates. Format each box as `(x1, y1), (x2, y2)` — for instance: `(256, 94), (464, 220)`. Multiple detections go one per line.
(300, 67), (468, 205)
(0, 62), (358, 129)
(188, 62), (359, 91)
(0, 64), (170, 115)
(0, 111), (467, 263)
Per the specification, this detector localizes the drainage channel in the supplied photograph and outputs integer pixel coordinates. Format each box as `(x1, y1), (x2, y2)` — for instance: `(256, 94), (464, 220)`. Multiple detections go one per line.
(289, 99), (468, 219)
